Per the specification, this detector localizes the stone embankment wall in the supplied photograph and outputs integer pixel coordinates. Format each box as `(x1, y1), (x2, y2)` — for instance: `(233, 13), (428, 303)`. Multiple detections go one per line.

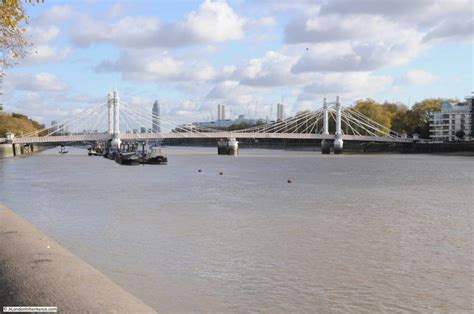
(163, 138), (474, 153)
(0, 204), (156, 313)
(0, 144), (51, 158)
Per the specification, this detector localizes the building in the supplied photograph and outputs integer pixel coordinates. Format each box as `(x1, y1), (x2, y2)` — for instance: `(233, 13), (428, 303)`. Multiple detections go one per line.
(216, 104), (226, 121)
(193, 114), (266, 129)
(276, 103), (284, 121)
(152, 100), (160, 133)
(429, 96), (473, 142)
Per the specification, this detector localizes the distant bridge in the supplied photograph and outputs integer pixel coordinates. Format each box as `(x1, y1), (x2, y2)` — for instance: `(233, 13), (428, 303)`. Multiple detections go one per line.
(4, 91), (415, 154)
(12, 132), (413, 144)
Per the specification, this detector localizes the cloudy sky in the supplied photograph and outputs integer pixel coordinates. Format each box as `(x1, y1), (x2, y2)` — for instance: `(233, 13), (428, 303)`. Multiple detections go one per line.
(1, 0), (473, 125)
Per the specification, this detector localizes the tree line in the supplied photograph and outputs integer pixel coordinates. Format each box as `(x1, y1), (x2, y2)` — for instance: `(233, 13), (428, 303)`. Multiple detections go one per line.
(0, 112), (43, 137)
(350, 98), (454, 138)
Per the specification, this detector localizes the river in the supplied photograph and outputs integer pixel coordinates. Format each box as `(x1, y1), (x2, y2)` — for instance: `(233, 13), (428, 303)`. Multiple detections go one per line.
(0, 147), (472, 312)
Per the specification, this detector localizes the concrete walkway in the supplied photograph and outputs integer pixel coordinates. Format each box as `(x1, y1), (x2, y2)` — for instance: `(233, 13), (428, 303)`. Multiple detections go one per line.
(0, 204), (156, 313)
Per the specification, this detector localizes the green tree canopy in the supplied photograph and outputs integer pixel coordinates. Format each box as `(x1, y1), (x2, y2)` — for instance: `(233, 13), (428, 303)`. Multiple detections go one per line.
(352, 99), (392, 135)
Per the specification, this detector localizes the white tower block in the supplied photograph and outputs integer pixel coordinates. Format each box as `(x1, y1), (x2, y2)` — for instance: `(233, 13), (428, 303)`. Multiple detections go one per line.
(334, 96), (343, 154)
(112, 89), (121, 147)
(107, 92), (113, 134)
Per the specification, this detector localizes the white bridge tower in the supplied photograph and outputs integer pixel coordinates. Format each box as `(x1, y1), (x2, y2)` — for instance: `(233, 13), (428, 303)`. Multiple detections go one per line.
(334, 96), (343, 154)
(111, 90), (121, 147)
(321, 98), (331, 154)
(107, 92), (113, 134)
(320, 96), (344, 154)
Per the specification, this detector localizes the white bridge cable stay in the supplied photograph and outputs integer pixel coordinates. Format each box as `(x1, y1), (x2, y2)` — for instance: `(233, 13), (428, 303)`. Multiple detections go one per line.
(120, 105), (209, 136)
(343, 108), (399, 137)
(341, 109), (394, 137)
(87, 106), (108, 135)
(235, 109), (324, 134)
(120, 103), (220, 136)
(120, 105), (201, 135)
(17, 102), (106, 138)
(68, 105), (107, 136)
(341, 111), (379, 137)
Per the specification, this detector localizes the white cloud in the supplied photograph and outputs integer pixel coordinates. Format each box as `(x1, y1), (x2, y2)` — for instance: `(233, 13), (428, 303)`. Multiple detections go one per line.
(184, 0), (245, 41)
(298, 72), (393, 101)
(4, 92), (100, 125)
(37, 5), (76, 24)
(23, 45), (73, 64)
(287, 15), (428, 73)
(246, 16), (276, 28)
(96, 50), (217, 82)
(8, 72), (68, 92)
(71, 0), (245, 48)
(106, 2), (126, 19)
(424, 18), (474, 43)
(399, 70), (439, 87)
(26, 25), (60, 44)
(233, 51), (305, 86)
(319, 0), (472, 27)
(20, 8), (74, 65)
(207, 80), (264, 107)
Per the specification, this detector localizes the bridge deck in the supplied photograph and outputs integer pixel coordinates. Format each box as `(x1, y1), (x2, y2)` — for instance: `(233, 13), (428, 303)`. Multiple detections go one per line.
(10, 132), (414, 144)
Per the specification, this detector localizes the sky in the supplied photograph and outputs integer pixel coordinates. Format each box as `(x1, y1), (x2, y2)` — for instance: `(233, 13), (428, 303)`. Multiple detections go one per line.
(1, 0), (473, 125)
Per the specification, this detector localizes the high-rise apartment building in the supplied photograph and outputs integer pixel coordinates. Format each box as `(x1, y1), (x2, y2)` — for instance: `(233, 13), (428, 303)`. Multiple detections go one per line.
(152, 100), (160, 133)
(276, 103), (284, 121)
(429, 97), (472, 142)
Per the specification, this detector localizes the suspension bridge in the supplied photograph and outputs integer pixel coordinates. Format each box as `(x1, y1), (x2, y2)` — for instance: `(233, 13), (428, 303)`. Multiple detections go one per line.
(2, 90), (414, 154)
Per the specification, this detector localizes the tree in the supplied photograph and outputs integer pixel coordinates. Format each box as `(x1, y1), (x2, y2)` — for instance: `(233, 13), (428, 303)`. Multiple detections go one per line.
(352, 99), (392, 135)
(455, 130), (465, 140)
(382, 102), (409, 134)
(407, 98), (457, 138)
(0, 111), (42, 137)
(0, 0), (42, 79)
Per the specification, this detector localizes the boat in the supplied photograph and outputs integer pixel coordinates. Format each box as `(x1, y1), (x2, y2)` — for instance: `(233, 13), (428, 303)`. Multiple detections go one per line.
(59, 145), (68, 154)
(107, 147), (119, 160)
(115, 151), (140, 165)
(88, 145), (104, 156)
(217, 138), (238, 155)
(88, 148), (99, 156)
(141, 146), (168, 165)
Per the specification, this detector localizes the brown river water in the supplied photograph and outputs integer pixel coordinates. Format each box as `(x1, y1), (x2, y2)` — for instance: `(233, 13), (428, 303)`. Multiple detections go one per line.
(0, 147), (472, 312)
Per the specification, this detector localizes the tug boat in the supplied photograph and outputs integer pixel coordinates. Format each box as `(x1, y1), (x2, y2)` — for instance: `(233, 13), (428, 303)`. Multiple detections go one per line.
(217, 138), (238, 155)
(115, 151), (140, 165)
(141, 146), (168, 165)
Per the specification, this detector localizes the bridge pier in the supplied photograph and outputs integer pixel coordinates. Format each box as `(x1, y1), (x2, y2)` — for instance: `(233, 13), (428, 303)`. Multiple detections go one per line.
(321, 140), (331, 154)
(217, 138), (239, 155)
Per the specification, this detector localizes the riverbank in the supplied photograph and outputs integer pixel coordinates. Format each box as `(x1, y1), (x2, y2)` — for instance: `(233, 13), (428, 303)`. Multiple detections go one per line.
(0, 144), (52, 159)
(163, 138), (474, 154)
(0, 204), (155, 313)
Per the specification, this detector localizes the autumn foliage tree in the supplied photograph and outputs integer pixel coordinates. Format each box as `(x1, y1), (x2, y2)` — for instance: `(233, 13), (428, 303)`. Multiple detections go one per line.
(350, 98), (455, 138)
(0, 0), (42, 80)
(0, 112), (43, 137)
(1, 0), (28, 74)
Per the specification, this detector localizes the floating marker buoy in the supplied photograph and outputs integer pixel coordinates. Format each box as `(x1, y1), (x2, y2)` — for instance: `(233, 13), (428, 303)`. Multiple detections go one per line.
(198, 169), (202, 172)
(287, 179), (292, 183)
(219, 172), (223, 175)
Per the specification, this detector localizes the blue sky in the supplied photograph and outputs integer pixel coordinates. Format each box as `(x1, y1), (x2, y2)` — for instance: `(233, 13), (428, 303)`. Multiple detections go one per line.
(1, 0), (473, 124)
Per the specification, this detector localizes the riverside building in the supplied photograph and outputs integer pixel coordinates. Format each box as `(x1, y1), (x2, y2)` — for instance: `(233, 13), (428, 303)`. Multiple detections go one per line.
(429, 96), (473, 142)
